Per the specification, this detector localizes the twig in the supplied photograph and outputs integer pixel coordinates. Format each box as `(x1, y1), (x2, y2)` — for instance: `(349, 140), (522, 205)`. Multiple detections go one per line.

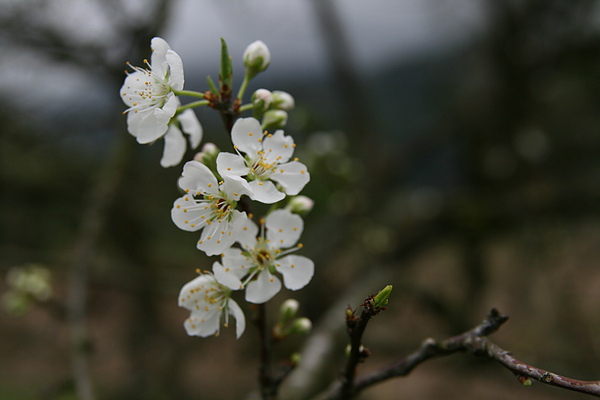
(318, 309), (600, 399)
(255, 303), (276, 400)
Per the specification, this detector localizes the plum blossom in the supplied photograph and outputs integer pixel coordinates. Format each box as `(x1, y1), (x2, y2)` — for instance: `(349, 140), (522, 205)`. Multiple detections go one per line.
(217, 117), (310, 204)
(120, 37), (188, 149)
(213, 209), (314, 304)
(179, 269), (245, 338)
(171, 160), (252, 256)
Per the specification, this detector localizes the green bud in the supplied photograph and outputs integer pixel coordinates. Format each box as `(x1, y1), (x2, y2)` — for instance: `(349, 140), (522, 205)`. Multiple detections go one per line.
(285, 196), (314, 215)
(6, 264), (52, 301)
(290, 352), (302, 365)
(243, 40), (270, 79)
(271, 90), (295, 111)
(262, 109), (288, 131)
(372, 285), (393, 309)
(279, 299), (299, 324)
(290, 317), (312, 335)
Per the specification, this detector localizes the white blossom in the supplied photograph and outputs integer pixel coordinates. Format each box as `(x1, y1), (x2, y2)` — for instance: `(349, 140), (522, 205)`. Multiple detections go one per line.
(171, 160), (252, 256)
(213, 209), (314, 304)
(218, 117), (310, 204)
(179, 270), (245, 338)
(120, 37), (187, 148)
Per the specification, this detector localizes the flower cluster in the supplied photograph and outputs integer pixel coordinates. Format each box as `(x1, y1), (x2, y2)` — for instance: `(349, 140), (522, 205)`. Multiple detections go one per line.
(121, 38), (314, 339)
(172, 118), (313, 337)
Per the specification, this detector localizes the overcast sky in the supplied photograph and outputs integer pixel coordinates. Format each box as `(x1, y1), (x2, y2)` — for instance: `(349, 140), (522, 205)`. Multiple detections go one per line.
(164, 0), (486, 77)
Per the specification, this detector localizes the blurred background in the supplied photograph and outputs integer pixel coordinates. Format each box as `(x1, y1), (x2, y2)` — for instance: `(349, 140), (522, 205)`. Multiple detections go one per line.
(2, 0), (600, 399)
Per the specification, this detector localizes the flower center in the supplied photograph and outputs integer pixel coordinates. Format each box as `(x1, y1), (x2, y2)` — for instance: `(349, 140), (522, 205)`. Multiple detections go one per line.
(249, 151), (277, 180)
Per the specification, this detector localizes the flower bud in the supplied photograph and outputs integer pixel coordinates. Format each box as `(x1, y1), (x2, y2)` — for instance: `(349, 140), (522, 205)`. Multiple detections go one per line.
(290, 352), (302, 365)
(252, 88), (273, 116)
(290, 317), (312, 335)
(280, 299), (299, 324)
(286, 196), (314, 215)
(262, 109), (288, 130)
(271, 90), (295, 111)
(194, 142), (219, 163)
(243, 40), (270, 78)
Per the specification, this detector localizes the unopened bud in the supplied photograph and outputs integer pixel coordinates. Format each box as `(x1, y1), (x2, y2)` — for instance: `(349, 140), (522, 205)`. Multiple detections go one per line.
(286, 196), (314, 215)
(290, 317), (312, 335)
(243, 40), (270, 78)
(271, 90), (295, 110)
(194, 142), (219, 163)
(262, 109), (288, 130)
(372, 285), (393, 310)
(252, 89), (273, 115)
(280, 299), (299, 323)
(290, 352), (302, 365)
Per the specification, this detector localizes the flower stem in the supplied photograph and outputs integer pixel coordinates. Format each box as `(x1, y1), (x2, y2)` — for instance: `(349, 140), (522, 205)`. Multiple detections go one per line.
(239, 103), (254, 113)
(173, 89), (205, 99)
(236, 72), (251, 101)
(177, 100), (210, 113)
(257, 303), (277, 400)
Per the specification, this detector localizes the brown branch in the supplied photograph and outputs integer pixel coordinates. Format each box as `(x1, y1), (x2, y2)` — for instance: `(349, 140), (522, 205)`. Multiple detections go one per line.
(317, 309), (600, 399)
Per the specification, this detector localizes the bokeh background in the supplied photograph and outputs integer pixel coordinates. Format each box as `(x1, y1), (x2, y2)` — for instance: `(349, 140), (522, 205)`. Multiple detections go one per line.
(2, 0), (600, 399)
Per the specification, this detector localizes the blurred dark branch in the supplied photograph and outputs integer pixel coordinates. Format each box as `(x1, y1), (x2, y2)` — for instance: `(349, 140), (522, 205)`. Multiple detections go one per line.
(316, 309), (600, 399)
(0, 0), (171, 79)
(0, 1), (176, 399)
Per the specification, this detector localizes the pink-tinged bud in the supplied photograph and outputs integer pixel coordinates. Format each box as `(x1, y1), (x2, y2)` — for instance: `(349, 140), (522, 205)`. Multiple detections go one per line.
(252, 88), (273, 115)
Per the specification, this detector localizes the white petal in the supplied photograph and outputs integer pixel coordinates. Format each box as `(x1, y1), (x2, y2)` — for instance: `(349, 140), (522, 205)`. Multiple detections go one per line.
(185, 309), (220, 337)
(171, 196), (210, 232)
(178, 109), (202, 149)
(266, 209), (303, 247)
(197, 218), (238, 256)
(263, 130), (294, 164)
(231, 117), (263, 158)
(161, 124), (186, 168)
(221, 175), (253, 200)
(249, 180), (285, 204)
(245, 271), (282, 304)
(277, 255), (314, 291)
(150, 37), (170, 77)
(216, 152), (249, 178)
(213, 261), (244, 290)
(128, 94), (178, 144)
(178, 274), (211, 309)
(120, 70), (149, 108)
(227, 299), (246, 339)
(222, 247), (254, 274)
(178, 161), (219, 194)
(235, 217), (259, 249)
(166, 49), (184, 91)
(270, 161), (310, 195)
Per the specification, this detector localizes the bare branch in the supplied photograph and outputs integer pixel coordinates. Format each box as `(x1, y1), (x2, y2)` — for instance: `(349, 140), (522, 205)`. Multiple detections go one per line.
(316, 309), (600, 399)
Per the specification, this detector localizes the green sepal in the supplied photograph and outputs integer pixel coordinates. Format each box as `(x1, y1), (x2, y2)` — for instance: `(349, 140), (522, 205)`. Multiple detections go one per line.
(220, 38), (233, 95)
